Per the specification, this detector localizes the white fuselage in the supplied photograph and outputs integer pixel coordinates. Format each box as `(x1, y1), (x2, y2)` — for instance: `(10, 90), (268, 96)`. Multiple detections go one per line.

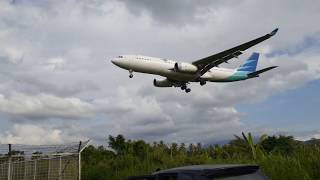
(111, 55), (247, 82)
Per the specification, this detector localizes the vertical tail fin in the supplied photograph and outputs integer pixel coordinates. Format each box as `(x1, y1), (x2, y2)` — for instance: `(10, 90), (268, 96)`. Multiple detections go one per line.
(237, 52), (259, 72)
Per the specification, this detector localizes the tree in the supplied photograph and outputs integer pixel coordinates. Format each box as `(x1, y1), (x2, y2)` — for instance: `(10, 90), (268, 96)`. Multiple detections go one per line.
(178, 143), (187, 154)
(261, 135), (297, 155)
(108, 134), (127, 155)
(170, 143), (178, 156)
(234, 132), (267, 160)
(133, 140), (148, 160)
(188, 143), (195, 155)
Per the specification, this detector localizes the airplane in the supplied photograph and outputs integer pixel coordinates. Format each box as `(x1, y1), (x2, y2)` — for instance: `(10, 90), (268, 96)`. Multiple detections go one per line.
(111, 28), (279, 93)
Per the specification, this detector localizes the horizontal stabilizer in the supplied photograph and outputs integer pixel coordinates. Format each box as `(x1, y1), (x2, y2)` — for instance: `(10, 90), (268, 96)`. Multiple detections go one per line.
(247, 66), (278, 78)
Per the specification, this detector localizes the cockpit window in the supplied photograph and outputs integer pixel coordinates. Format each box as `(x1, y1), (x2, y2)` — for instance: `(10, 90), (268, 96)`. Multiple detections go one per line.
(118, 56), (123, 58)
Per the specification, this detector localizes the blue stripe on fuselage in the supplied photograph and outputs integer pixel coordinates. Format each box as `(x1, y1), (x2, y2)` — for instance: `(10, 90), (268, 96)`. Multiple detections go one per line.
(226, 71), (249, 81)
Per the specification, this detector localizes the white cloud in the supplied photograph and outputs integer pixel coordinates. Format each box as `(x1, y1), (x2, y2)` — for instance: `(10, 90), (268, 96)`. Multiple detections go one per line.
(44, 57), (65, 71)
(0, 0), (319, 144)
(0, 93), (95, 120)
(0, 124), (65, 145)
(0, 122), (92, 145)
(0, 47), (24, 64)
(294, 130), (320, 141)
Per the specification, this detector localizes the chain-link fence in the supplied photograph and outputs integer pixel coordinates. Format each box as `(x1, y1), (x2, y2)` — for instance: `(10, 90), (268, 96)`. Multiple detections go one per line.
(0, 141), (89, 180)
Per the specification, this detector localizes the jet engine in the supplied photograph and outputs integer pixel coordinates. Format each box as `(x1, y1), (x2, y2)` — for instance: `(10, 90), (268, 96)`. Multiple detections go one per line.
(174, 62), (198, 73)
(153, 79), (173, 87)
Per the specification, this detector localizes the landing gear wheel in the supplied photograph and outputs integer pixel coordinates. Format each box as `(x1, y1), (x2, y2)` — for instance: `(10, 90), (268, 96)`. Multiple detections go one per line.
(185, 88), (191, 93)
(181, 85), (187, 90)
(200, 81), (206, 86)
(129, 70), (133, 78)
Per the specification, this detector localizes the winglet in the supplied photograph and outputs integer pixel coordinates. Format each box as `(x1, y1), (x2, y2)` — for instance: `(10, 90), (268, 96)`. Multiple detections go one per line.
(269, 28), (279, 36)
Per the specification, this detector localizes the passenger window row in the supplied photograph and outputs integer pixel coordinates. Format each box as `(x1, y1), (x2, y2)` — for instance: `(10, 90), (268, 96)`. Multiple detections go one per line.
(137, 57), (150, 60)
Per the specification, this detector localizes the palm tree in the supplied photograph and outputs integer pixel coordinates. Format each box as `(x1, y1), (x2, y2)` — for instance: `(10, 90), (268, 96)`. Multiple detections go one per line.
(108, 135), (127, 155)
(234, 132), (267, 160)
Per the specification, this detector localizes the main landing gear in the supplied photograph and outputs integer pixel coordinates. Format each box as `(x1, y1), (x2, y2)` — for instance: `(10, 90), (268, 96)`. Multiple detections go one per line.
(181, 84), (191, 93)
(200, 81), (206, 86)
(129, 70), (133, 78)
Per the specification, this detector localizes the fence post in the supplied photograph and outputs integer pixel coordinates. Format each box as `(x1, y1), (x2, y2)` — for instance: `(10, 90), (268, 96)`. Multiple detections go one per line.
(47, 158), (50, 180)
(24, 161), (27, 180)
(59, 156), (62, 180)
(33, 160), (37, 180)
(78, 141), (82, 180)
(7, 144), (11, 180)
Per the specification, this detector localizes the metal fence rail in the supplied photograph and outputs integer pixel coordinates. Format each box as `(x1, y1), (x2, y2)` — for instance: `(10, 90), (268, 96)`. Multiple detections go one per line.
(0, 141), (89, 180)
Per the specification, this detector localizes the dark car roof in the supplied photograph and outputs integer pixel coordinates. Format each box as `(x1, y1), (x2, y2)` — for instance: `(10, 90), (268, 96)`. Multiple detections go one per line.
(153, 164), (259, 175)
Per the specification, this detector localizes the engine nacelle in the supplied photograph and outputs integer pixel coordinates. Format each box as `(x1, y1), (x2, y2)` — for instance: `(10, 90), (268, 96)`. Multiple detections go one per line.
(153, 79), (173, 87)
(174, 62), (198, 73)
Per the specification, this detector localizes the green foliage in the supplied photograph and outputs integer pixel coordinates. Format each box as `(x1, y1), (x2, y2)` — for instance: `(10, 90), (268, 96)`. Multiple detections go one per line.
(259, 155), (310, 180)
(261, 135), (298, 155)
(81, 134), (320, 180)
(234, 132), (267, 160)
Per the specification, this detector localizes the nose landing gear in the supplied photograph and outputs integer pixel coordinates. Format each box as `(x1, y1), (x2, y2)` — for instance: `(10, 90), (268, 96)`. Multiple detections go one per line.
(200, 81), (206, 86)
(129, 70), (133, 78)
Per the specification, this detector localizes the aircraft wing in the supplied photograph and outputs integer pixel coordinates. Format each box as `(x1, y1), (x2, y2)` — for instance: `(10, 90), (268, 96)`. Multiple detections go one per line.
(192, 28), (278, 76)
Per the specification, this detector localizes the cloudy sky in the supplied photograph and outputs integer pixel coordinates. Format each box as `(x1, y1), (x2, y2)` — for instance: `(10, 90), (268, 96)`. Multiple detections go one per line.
(0, 0), (319, 145)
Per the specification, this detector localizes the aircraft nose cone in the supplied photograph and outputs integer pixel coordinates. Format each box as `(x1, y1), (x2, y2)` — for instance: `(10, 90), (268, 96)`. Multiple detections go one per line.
(111, 59), (119, 65)
(111, 58), (127, 68)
